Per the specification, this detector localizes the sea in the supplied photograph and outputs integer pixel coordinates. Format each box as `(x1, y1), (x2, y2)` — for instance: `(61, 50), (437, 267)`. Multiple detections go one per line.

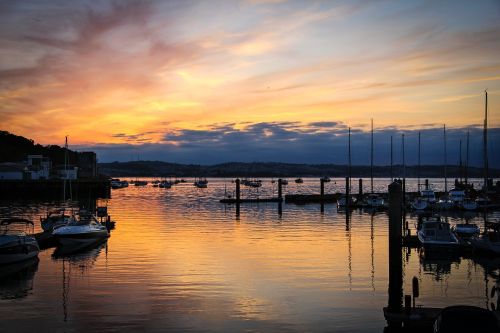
(0, 177), (499, 332)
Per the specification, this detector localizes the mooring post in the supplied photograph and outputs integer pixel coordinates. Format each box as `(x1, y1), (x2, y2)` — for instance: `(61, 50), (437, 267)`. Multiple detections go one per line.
(425, 179), (429, 190)
(358, 178), (363, 200)
(235, 178), (241, 202)
(345, 177), (350, 207)
(320, 178), (325, 198)
(278, 178), (283, 200)
(278, 202), (283, 217)
(388, 181), (403, 315)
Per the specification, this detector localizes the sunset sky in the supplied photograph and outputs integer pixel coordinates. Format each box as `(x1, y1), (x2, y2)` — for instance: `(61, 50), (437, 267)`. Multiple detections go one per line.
(1, 0), (499, 166)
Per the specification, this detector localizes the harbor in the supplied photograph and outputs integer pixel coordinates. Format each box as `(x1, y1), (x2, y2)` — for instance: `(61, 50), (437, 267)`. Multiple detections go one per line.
(1, 177), (499, 332)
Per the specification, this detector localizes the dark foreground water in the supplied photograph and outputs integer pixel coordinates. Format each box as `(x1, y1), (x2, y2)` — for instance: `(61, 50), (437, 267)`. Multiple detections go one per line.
(0, 178), (499, 332)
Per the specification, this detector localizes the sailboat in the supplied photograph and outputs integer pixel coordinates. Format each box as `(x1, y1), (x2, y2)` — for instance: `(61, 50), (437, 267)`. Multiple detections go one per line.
(40, 136), (75, 231)
(364, 119), (384, 208)
(338, 127), (354, 210)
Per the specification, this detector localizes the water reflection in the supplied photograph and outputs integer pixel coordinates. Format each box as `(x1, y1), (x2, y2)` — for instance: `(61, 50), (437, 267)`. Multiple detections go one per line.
(52, 240), (108, 323)
(0, 257), (39, 300)
(0, 178), (498, 332)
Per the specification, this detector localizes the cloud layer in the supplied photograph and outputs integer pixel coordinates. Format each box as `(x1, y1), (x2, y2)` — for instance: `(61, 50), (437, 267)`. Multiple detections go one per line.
(75, 122), (500, 168)
(1, 0), (499, 163)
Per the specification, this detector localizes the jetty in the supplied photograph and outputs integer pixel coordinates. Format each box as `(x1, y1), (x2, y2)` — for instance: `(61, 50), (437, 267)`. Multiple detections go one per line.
(220, 178), (283, 204)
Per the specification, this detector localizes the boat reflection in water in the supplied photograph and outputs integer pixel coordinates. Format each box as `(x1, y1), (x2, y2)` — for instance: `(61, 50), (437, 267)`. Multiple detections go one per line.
(419, 248), (461, 281)
(0, 257), (39, 300)
(52, 240), (108, 323)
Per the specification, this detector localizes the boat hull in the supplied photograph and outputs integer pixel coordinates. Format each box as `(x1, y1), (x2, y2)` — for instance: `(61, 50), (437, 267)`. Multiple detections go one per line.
(54, 231), (109, 246)
(0, 239), (40, 265)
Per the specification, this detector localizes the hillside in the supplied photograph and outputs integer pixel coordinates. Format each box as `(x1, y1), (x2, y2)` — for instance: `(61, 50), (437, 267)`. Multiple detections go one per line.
(0, 130), (78, 165)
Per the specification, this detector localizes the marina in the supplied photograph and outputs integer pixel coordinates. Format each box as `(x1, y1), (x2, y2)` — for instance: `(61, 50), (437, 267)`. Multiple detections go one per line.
(1, 177), (500, 332)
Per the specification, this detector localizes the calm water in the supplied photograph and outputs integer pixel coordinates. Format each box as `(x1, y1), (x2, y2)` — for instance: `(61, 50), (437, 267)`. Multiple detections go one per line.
(0, 178), (499, 332)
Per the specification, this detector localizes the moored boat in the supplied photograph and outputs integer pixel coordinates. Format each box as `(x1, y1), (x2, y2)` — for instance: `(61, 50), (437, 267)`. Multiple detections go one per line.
(0, 218), (40, 265)
(453, 223), (480, 237)
(417, 216), (459, 248)
(411, 198), (428, 211)
(295, 178), (303, 184)
(194, 178), (208, 188)
(52, 212), (109, 246)
(40, 210), (76, 232)
(470, 222), (500, 255)
(364, 194), (384, 208)
(461, 198), (478, 211)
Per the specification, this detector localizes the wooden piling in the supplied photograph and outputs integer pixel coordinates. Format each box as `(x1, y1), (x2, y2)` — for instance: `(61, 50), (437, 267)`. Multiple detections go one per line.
(388, 181), (403, 315)
(358, 178), (363, 199)
(278, 178), (283, 200)
(235, 178), (241, 202)
(320, 178), (325, 197)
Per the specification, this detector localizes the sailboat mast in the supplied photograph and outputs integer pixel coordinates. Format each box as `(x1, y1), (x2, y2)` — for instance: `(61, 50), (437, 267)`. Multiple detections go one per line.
(390, 135), (393, 181)
(402, 134), (406, 180)
(63, 136), (68, 201)
(465, 130), (469, 185)
(402, 133), (406, 200)
(459, 139), (462, 183)
(418, 132), (421, 192)
(483, 90), (489, 190)
(444, 125), (447, 193)
(370, 119), (374, 193)
(348, 127), (352, 184)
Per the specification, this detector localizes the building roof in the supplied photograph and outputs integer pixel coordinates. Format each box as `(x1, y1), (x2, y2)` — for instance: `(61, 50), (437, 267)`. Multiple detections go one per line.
(0, 162), (26, 172)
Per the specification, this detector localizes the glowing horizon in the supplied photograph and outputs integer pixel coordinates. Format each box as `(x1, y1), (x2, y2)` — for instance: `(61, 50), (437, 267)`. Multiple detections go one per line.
(1, 0), (499, 163)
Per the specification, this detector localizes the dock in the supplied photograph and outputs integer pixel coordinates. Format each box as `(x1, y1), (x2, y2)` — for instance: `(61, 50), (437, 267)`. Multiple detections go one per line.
(220, 197), (282, 203)
(384, 307), (500, 332)
(0, 178), (111, 199)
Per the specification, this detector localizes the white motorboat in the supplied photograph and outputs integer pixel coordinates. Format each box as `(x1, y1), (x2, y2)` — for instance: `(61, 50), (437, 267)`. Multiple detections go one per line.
(417, 217), (459, 248)
(0, 218), (40, 265)
(52, 213), (109, 246)
(448, 188), (465, 206)
(364, 194), (384, 208)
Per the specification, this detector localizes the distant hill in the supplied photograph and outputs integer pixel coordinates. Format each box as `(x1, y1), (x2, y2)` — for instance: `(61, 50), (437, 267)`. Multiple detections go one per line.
(0, 130), (78, 165)
(2, 131), (498, 178)
(98, 160), (500, 178)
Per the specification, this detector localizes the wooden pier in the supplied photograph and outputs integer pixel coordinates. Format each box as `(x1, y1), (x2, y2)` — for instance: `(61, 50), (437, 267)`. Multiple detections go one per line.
(220, 197), (282, 203)
(0, 178), (111, 199)
(220, 178), (282, 204)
